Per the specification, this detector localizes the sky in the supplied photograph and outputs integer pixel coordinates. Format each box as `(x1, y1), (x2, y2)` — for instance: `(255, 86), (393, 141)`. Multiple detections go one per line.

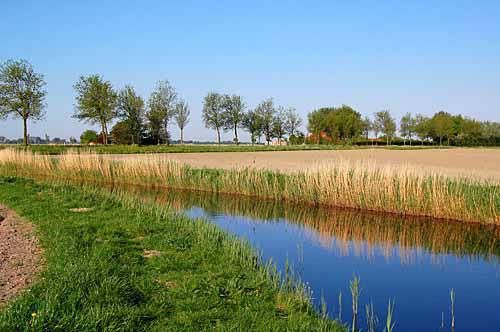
(1, 0), (499, 142)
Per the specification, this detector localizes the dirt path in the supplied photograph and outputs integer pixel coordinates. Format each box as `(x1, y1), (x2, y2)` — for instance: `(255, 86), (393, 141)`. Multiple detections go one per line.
(106, 148), (500, 181)
(0, 204), (41, 307)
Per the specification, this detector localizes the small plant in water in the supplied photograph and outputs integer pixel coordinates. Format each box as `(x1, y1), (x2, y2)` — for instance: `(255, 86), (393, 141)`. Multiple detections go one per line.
(365, 301), (377, 332)
(384, 299), (396, 332)
(338, 291), (342, 322)
(350, 276), (361, 332)
(450, 288), (455, 331)
(320, 291), (328, 319)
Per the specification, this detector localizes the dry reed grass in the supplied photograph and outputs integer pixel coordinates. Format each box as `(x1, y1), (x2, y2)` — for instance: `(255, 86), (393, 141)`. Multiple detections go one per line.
(0, 148), (498, 224)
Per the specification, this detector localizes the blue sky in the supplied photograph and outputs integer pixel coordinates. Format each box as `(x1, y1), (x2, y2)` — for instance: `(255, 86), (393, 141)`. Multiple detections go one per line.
(1, 0), (499, 141)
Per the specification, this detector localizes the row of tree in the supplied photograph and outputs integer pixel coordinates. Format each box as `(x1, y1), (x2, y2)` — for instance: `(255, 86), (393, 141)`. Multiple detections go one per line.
(201, 93), (303, 145)
(1, 59), (499, 147)
(73, 76), (190, 145)
(398, 111), (500, 146)
(0, 59), (304, 146)
(307, 106), (500, 146)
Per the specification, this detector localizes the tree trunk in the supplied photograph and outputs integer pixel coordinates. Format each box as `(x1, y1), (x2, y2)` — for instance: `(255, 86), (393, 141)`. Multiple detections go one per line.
(101, 122), (108, 145)
(217, 128), (221, 145)
(234, 125), (238, 145)
(23, 117), (28, 146)
(164, 120), (170, 146)
(180, 128), (184, 144)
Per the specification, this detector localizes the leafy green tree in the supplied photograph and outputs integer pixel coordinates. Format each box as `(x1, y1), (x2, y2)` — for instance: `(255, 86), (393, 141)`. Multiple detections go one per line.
(326, 105), (363, 142)
(73, 75), (117, 145)
(110, 120), (133, 145)
(307, 108), (330, 144)
(400, 113), (415, 145)
(307, 105), (362, 144)
(374, 110), (396, 145)
(481, 121), (500, 145)
(289, 131), (305, 145)
(174, 99), (190, 144)
(272, 106), (287, 144)
(147, 80), (177, 145)
(146, 105), (165, 145)
(242, 109), (263, 145)
(284, 107), (303, 140)
(116, 85), (144, 145)
(202, 92), (225, 144)
(222, 94), (245, 144)
(458, 117), (482, 146)
(413, 114), (431, 144)
(0, 59), (47, 146)
(80, 129), (98, 144)
(362, 116), (371, 140)
(430, 111), (454, 145)
(255, 98), (275, 144)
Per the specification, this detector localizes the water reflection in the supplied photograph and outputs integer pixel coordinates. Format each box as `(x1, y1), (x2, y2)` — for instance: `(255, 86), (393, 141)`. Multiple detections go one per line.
(111, 186), (500, 332)
(127, 187), (499, 264)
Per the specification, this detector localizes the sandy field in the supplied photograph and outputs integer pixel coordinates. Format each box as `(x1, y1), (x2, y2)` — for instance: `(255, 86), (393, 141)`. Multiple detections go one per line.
(104, 148), (500, 182)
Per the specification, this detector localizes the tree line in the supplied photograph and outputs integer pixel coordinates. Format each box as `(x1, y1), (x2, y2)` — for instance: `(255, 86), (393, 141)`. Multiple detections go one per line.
(307, 105), (500, 146)
(73, 76), (190, 145)
(202, 93), (303, 145)
(1, 59), (499, 147)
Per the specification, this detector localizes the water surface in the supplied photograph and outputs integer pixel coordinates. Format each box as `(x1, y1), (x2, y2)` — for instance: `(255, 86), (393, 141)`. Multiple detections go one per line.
(126, 188), (500, 331)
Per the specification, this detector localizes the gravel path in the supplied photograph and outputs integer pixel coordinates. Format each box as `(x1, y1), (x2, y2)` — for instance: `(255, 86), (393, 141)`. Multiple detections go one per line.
(0, 204), (41, 307)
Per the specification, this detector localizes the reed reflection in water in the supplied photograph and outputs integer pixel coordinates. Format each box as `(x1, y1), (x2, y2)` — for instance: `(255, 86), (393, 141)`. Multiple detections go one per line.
(111, 185), (500, 332)
(123, 187), (500, 264)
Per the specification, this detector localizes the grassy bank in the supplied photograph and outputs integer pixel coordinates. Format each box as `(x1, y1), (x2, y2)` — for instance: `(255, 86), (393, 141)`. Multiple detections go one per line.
(0, 149), (498, 224)
(0, 143), (442, 155)
(0, 177), (343, 331)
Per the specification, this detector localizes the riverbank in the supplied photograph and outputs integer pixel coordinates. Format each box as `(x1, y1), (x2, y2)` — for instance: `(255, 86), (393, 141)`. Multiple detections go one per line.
(0, 177), (342, 331)
(0, 149), (498, 224)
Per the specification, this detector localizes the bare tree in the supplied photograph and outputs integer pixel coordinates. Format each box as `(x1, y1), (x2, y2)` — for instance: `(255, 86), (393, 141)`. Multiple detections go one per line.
(0, 59), (47, 146)
(273, 106), (287, 144)
(174, 99), (190, 144)
(284, 107), (303, 138)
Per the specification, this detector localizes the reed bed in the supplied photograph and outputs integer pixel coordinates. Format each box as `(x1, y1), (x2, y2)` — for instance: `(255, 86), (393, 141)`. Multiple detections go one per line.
(0, 148), (498, 224)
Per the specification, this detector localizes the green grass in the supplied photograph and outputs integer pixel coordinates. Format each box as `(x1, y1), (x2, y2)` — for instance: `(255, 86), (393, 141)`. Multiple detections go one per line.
(0, 143), (443, 155)
(0, 177), (344, 331)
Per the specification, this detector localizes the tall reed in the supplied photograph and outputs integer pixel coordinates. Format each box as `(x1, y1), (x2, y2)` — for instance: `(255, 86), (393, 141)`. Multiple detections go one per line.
(0, 148), (498, 224)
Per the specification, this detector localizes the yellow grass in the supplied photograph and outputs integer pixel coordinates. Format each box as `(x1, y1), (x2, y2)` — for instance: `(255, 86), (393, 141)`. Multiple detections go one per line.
(0, 148), (498, 224)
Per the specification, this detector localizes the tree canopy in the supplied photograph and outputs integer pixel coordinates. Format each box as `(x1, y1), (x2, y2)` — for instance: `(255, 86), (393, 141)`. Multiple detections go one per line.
(73, 75), (117, 145)
(0, 59), (47, 146)
(117, 85), (145, 145)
